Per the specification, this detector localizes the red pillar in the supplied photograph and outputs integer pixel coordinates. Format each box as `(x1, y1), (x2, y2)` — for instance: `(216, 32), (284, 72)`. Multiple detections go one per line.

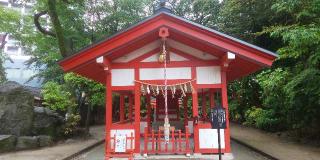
(191, 67), (198, 117)
(209, 89), (215, 108)
(191, 67), (200, 153)
(105, 72), (112, 157)
(146, 94), (151, 131)
(119, 94), (125, 122)
(201, 90), (207, 120)
(129, 94), (133, 121)
(221, 70), (231, 153)
(134, 69), (141, 153)
(183, 95), (188, 126)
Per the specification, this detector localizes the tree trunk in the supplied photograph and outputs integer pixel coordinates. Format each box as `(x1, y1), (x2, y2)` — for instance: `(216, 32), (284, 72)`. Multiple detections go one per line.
(47, 0), (70, 58)
(85, 103), (91, 136)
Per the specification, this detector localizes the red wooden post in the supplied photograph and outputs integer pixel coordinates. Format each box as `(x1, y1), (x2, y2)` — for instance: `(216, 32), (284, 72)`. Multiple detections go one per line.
(144, 127), (148, 154)
(134, 68), (141, 153)
(128, 94), (133, 121)
(191, 67), (199, 153)
(178, 130), (182, 152)
(146, 94), (151, 131)
(171, 128), (175, 152)
(151, 130), (155, 153)
(185, 126), (190, 153)
(209, 89), (215, 108)
(201, 89), (207, 120)
(105, 71), (112, 157)
(221, 70), (231, 153)
(158, 128), (161, 152)
(191, 68), (198, 117)
(120, 94), (125, 122)
(183, 96), (188, 127)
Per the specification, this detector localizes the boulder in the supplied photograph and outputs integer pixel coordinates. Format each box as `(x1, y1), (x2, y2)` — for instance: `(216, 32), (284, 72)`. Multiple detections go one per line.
(0, 135), (16, 152)
(16, 136), (39, 150)
(32, 107), (63, 137)
(0, 81), (34, 136)
(38, 135), (53, 147)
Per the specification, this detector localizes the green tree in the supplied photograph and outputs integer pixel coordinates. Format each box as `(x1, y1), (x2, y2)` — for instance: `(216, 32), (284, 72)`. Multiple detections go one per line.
(261, 0), (320, 136)
(0, 6), (21, 83)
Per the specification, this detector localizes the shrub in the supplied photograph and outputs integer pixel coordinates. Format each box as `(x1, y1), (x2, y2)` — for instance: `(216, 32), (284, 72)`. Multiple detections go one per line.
(42, 81), (76, 112)
(62, 113), (81, 137)
(244, 107), (280, 132)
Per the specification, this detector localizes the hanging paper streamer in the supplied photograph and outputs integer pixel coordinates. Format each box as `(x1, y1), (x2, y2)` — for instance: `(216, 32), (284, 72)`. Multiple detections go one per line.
(156, 86), (160, 95)
(134, 79), (196, 98)
(184, 83), (188, 93)
(147, 85), (150, 94)
(180, 84), (186, 97)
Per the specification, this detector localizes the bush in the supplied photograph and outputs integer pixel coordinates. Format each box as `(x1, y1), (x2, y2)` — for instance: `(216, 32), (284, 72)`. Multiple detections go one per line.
(61, 114), (81, 137)
(228, 100), (244, 122)
(42, 81), (76, 112)
(244, 107), (280, 132)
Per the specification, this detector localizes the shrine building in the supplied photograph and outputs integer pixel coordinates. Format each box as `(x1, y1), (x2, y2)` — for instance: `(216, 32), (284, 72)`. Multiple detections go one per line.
(59, 3), (277, 160)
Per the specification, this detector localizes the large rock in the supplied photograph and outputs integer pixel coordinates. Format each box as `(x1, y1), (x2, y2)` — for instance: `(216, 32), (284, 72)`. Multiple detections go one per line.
(16, 136), (39, 150)
(32, 107), (63, 137)
(0, 81), (34, 136)
(0, 135), (16, 152)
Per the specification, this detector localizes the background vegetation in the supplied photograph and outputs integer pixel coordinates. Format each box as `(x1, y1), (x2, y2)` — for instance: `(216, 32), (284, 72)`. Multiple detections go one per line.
(0, 0), (319, 141)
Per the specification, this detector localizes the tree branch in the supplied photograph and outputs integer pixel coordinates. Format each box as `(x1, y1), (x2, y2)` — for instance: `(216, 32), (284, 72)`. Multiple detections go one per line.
(0, 33), (8, 50)
(34, 11), (56, 37)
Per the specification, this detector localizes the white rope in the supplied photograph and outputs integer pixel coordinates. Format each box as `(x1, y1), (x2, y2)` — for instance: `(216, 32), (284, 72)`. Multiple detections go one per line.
(134, 79), (196, 87)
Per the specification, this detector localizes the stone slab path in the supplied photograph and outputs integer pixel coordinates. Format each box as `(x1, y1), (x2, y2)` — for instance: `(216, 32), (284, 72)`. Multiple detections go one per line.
(0, 126), (105, 160)
(230, 123), (320, 160)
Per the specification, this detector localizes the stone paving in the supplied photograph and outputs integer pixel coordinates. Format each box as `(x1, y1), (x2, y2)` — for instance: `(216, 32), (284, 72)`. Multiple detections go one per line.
(230, 123), (320, 160)
(0, 126), (105, 160)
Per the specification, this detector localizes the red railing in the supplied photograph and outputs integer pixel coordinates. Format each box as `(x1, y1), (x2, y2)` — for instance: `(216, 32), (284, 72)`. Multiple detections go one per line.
(106, 132), (134, 160)
(143, 126), (191, 154)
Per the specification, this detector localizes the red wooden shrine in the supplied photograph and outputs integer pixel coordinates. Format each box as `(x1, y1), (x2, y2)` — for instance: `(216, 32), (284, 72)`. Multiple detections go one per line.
(59, 10), (276, 160)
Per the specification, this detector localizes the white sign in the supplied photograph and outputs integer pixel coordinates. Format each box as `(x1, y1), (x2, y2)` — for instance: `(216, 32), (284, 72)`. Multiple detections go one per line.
(115, 135), (127, 153)
(199, 129), (225, 149)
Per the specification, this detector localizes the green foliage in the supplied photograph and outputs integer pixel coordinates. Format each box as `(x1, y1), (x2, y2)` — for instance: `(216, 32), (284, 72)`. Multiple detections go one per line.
(64, 73), (105, 107)
(0, 6), (21, 83)
(244, 107), (280, 131)
(62, 113), (81, 136)
(284, 69), (320, 131)
(42, 81), (76, 111)
(226, 0), (320, 138)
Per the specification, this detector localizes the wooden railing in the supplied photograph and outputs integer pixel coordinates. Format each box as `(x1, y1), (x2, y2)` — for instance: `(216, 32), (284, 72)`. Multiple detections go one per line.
(143, 126), (191, 155)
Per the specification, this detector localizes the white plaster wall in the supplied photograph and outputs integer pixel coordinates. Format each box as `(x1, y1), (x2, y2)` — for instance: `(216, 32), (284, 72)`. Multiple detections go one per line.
(199, 129), (225, 149)
(170, 52), (188, 61)
(111, 69), (135, 86)
(196, 66), (221, 84)
(140, 67), (191, 80)
(167, 39), (217, 60)
(113, 40), (160, 63)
